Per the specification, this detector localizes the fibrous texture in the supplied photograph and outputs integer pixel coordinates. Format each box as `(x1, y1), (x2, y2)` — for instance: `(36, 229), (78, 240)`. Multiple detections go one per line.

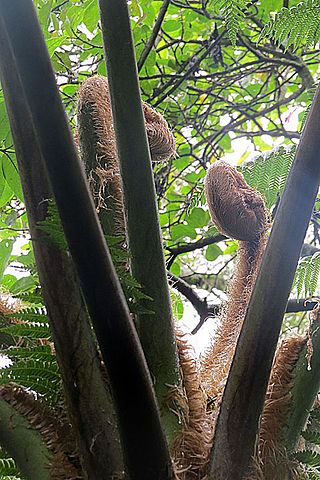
(173, 332), (213, 480)
(77, 75), (175, 237)
(204, 160), (268, 242)
(201, 161), (268, 411)
(0, 291), (23, 315)
(247, 336), (306, 480)
(0, 383), (82, 479)
(77, 76), (125, 237)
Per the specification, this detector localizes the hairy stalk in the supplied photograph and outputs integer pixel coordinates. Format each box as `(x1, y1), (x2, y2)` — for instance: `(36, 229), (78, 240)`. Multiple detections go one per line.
(172, 332), (213, 480)
(247, 336), (306, 480)
(98, 0), (182, 443)
(0, 384), (81, 480)
(201, 161), (268, 413)
(77, 74), (175, 238)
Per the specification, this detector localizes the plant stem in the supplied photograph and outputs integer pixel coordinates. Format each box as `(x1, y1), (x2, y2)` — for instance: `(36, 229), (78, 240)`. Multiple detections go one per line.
(0, 393), (51, 480)
(98, 0), (182, 442)
(0, 17), (123, 479)
(209, 84), (320, 479)
(0, 2), (174, 479)
(282, 312), (320, 451)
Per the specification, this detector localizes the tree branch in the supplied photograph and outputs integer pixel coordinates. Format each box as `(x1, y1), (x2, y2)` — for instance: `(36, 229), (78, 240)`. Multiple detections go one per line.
(137, 0), (171, 72)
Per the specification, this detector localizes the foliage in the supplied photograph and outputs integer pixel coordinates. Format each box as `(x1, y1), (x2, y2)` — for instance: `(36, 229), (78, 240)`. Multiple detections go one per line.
(0, 0), (320, 478)
(261, 0), (320, 50)
(294, 252), (320, 298)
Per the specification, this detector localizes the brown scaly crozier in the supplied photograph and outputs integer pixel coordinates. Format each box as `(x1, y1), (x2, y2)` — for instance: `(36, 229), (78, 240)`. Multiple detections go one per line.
(201, 161), (269, 412)
(77, 75), (175, 238)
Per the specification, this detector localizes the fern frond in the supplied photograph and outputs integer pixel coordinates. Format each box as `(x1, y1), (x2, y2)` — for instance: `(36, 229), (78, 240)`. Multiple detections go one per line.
(294, 252), (320, 298)
(0, 360), (60, 402)
(303, 429), (320, 446)
(261, 0), (320, 50)
(295, 450), (320, 467)
(306, 466), (320, 479)
(2, 345), (53, 361)
(37, 199), (67, 251)
(213, 0), (250, 45)
(241, 145), (295, 209)
(0, 324), (51, 340)
(0, 451), (24, 479)
(5, 306), (48, 323)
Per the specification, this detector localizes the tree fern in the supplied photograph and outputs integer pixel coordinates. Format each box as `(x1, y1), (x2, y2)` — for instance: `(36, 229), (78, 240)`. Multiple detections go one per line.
(261, 0), (320, 50)
(241, 145), (295, 210)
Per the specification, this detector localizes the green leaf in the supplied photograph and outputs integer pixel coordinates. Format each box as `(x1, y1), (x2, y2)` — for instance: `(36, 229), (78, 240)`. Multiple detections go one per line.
(163, 20), (181, 33)
(186, 207), (210, 229)
(205, 243), (223, 261)
(10, 276), (37, 295)
(170, 260), (181, 276)
(171, 224), (197, 241)
(1, 155), (24, 202)
(0, 239), (14, 281)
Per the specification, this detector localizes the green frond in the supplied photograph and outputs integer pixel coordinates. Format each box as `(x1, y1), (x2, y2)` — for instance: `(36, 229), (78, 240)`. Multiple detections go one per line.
(0, 324), (51, 340)
(0, 450), (24, 479)
(5, 307), (49, 323)
(261, 0), (320, 50)
(0, 360), (60, 403)
(295, 450), (320, 467)
(240, 145), (295, 210)
(37, 199), (67, 251)
(213, 0), (250, 45)
(294, 252), (320, 298)
(306, 467), (320, 480)
(303, 429), (320, 446)
(2, 345), (53, 361)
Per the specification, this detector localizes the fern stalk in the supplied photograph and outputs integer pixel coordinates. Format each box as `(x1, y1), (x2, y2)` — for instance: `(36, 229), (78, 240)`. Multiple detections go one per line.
(0, 15), (124, 479)
(0, 2), (174, 479)
(209, 85), (320, 478)
(0, 395), (52, 480)
(282, 309), (320, 452)
(98, 0), (182, 443)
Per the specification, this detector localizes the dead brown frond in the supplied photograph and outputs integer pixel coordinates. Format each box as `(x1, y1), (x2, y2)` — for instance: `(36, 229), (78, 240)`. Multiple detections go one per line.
(173, 332), (213, 479)
(0, 383), (82, 479)
(0, 290), (24, 315)
(247, 336), (306, 480)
